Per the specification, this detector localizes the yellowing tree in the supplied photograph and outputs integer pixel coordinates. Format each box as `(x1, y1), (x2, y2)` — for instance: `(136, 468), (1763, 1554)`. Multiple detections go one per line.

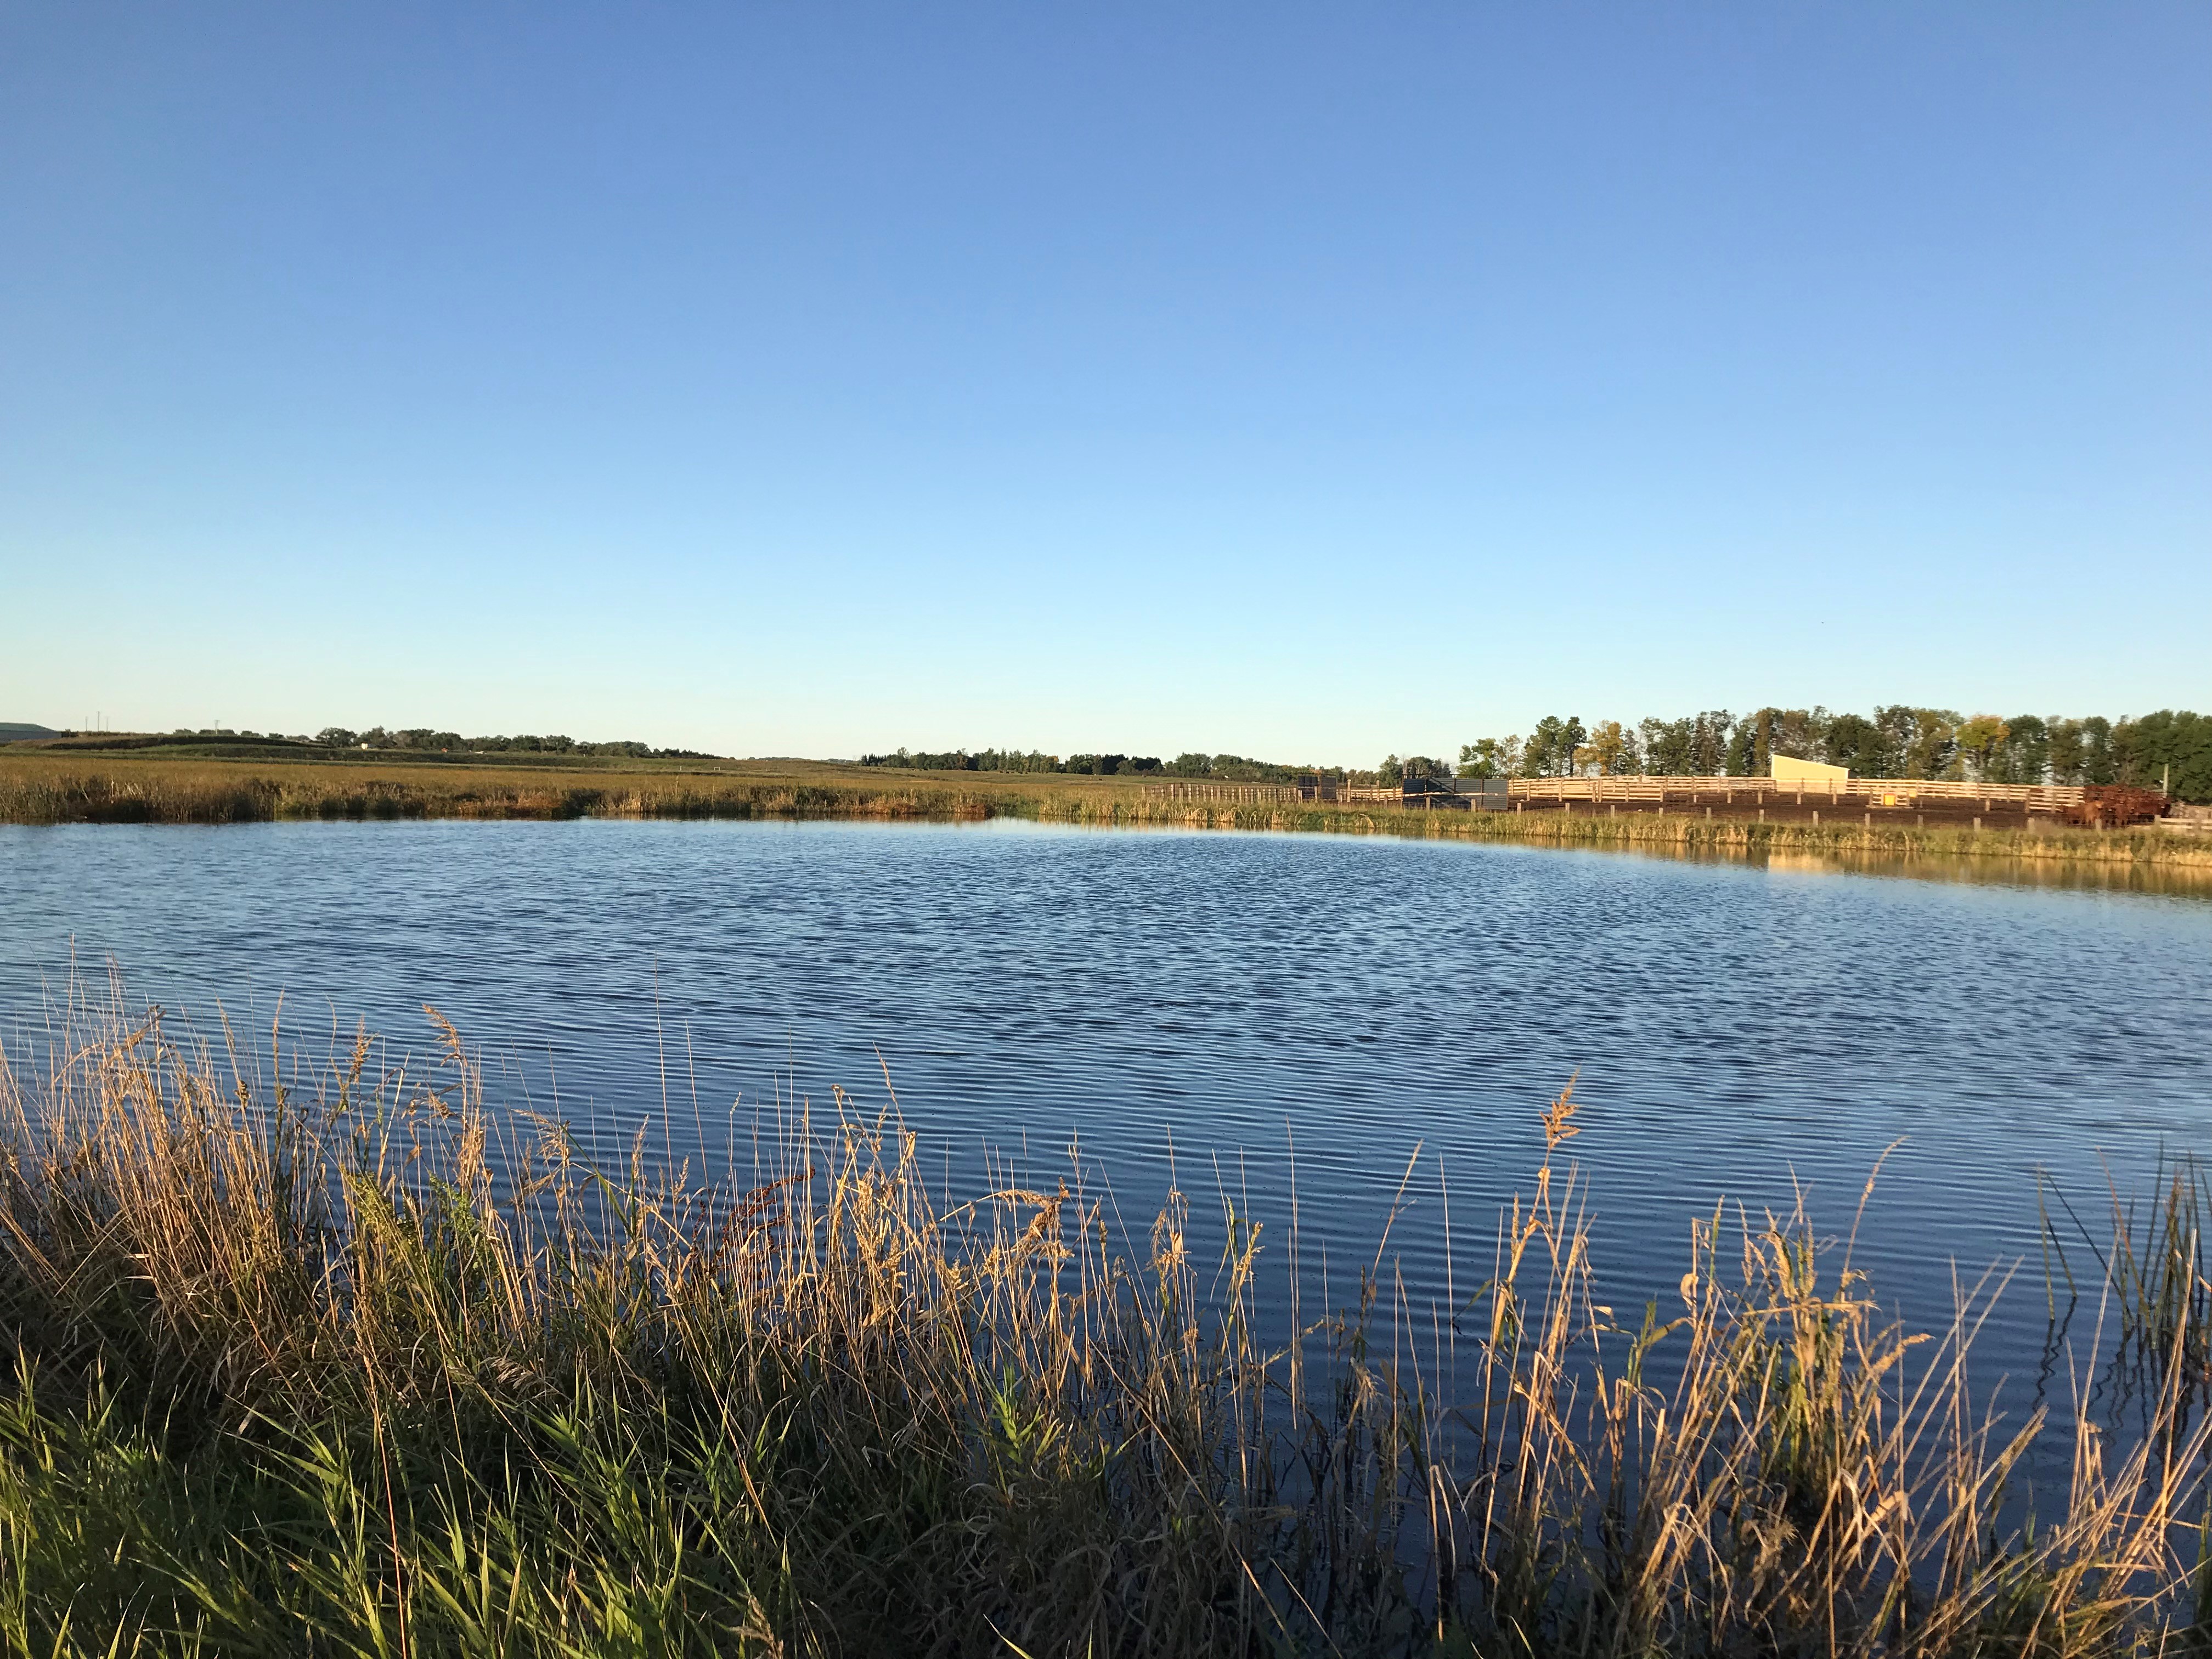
(1955, 714), (2011, 781)
(1572, 720), (1632, 776)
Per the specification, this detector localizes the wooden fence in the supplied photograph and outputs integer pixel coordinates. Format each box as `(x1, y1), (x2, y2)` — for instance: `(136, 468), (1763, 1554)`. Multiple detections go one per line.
(1146, 775), (2094, 814)
(1143, 782), (1305, 805)
(1505, 776), (2086, 811)
(1150, 783), (1475, 806)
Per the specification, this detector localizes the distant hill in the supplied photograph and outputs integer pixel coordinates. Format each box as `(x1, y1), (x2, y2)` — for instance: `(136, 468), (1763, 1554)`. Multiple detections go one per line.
(0, 724), (61, 744)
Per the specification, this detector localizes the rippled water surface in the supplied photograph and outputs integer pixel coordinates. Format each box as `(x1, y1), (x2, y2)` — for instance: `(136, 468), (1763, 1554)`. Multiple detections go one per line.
(3, 820), (2208, 1387)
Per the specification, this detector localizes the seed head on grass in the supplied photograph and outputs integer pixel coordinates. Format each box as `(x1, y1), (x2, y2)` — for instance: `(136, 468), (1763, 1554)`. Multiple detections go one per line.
(0, 981), (2205, 1655)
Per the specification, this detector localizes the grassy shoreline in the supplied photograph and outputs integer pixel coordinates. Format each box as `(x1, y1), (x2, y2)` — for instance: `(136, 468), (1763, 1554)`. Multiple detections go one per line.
(0, 1000), (2205, 1654)
(2, 752), (2203, 871)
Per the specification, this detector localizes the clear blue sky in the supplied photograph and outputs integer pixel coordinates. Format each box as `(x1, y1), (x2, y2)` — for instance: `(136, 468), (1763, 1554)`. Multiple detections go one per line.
(3, 4), (2206, 763)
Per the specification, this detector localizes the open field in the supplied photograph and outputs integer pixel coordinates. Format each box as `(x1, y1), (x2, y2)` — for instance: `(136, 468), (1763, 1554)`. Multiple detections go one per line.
(0, 995), (2205, 1655)
(2, 751), (2206, 872)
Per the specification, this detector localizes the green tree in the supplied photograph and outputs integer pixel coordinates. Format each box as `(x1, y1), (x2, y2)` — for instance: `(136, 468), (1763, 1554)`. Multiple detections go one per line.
(1523, 720), (1563, 777)
(1639, 716), (1694, 776)
(1997, 715), (2048, 785)
(1874, 707), (1920, 776)
(1691, 710), (1731, 776)
(1725, 718), (1758, 777)
(1954, 715), (2010, 781)
(1734, 703), (1769, 778)
(2046, 719), (2085, 784)
(1457, 740), (1505, 779)
(1561, 716), (1586, 774)
(1525, 716), (1587, 777)
(2079, 716), (2115, 785)
(1901, 710), (1960, 780)
(2114, 709), (2210, 800)
(1771, 707), (1831, 761)
(1824, 713), (1886, 776)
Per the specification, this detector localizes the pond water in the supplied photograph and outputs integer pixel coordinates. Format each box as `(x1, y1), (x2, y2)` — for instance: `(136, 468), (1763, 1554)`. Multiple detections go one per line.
(2, 819), (2208, 1406)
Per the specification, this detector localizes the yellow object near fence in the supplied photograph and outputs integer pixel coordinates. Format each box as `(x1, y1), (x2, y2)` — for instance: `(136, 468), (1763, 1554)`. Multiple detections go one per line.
(1770, 755), (1849, 787)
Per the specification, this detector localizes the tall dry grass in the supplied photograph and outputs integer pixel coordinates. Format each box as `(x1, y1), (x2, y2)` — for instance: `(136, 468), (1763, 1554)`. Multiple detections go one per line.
(0, 993), (2204, 1656)
(4, 753), (2207, 873)
(0, 755), (1049, 825)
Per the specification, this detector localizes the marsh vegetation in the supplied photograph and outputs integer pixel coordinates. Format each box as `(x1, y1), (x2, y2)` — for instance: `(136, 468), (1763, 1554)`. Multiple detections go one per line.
(0, 996), (2204, 1655)
(1, 753), (2204, 874)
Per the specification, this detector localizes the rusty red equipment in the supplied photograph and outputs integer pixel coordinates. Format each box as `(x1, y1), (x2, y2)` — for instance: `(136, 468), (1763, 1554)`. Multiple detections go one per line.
(2063, 785), (2172, 828)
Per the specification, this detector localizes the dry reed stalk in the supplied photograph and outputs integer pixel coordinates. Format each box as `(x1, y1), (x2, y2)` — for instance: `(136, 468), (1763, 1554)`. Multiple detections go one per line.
(7, 753), (2211, 876)
(0, 992), (2204, 1655)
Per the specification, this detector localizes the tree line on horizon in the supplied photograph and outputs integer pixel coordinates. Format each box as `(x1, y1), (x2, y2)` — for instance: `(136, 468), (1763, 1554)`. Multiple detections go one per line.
(864, 707), (2209, 805)
(127, 726), (714, 760)
(1447, 706), (2208, 802)
(859, 748), (1344, 782)
(314, 726), (709, 759)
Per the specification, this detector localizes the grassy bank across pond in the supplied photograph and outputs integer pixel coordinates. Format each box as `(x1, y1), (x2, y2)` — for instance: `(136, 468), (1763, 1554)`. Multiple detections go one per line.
(0, 752), (1145, 827)
(1217, 799), (2212, 873)
(0, 996), (2207, 1655)
(2, 751), (2204, 872)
